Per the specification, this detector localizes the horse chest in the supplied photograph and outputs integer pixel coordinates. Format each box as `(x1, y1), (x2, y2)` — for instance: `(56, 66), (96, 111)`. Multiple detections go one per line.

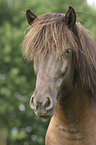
(45, 116), (96, 145)
(45, 126), (94, 145)
(45, 118), (82, 145)
(45, 128), (81, 145)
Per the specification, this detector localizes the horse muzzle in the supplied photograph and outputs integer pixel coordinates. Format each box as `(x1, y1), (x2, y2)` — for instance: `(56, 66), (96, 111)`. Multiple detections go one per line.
(30, 94), (55, 119)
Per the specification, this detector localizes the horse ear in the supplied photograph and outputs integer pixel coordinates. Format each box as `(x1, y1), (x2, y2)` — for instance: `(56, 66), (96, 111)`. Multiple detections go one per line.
(65, 6), (76, 29)
(26, 9), (37, 25)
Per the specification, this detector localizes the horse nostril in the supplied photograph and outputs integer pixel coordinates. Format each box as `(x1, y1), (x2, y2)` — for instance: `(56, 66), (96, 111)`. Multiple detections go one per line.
(44, 97), (50, 108)
(31, 96), (34, 103)
(30, 95), (34, 104)
(44, 97), (53, 111)
(30, 95), (35, 110)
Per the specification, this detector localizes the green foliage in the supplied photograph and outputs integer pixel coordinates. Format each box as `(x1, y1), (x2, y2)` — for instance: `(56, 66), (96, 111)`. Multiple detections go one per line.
(0, 0), (96, 145)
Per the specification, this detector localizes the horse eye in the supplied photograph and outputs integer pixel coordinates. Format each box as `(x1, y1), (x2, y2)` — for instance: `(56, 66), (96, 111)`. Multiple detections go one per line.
(65, 48), (72, 56)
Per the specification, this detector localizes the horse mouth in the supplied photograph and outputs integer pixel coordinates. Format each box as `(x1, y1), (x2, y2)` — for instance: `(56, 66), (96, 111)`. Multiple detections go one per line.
(35, 112), (54, 119)
(38, 114), (52, 119)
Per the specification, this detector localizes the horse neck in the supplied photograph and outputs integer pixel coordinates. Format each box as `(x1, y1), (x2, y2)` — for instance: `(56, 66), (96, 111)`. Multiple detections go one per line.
(55, 86), (92, 125)
(52, 85), (96, 143)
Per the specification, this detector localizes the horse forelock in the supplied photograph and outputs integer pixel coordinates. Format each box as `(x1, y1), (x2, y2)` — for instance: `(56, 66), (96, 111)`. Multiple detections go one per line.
(22, 13), (76, 60)
(22, 13), (96, 98)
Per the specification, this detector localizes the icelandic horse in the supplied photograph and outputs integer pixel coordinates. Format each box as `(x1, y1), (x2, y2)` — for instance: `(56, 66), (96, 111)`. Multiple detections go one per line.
(22, 6), (96, 145)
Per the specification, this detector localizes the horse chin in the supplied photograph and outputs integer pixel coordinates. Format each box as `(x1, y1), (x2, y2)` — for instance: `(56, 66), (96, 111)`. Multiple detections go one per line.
(37, 114), (53, 119)
(35, 110), (55, 119)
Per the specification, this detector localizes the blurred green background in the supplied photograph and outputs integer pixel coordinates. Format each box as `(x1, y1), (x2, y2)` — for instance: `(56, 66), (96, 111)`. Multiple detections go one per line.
(0, 0), (96, 145)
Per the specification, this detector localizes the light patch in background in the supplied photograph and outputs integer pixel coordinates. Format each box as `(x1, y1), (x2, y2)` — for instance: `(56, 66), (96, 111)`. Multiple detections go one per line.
(19, 104), (26, 111)
(87, 0), (96, 7)
(11, 127), (18, 137)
